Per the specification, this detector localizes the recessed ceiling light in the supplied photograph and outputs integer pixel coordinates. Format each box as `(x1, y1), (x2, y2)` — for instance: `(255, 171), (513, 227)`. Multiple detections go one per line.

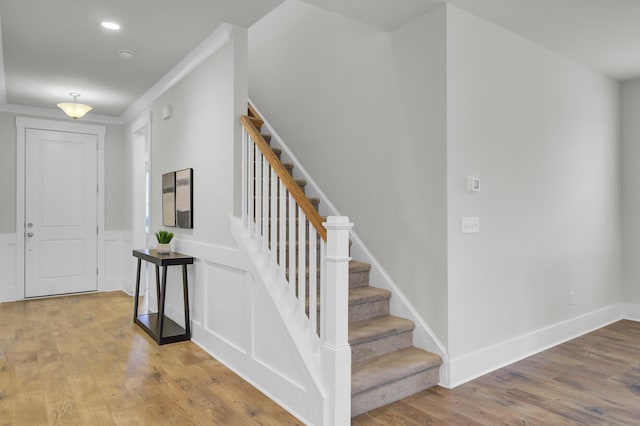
(101, 21), (120, 31)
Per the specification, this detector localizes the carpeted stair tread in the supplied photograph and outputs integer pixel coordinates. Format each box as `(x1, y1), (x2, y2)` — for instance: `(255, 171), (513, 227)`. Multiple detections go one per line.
(349, 315), (414, 345)
(349, 260), (371, 273)
(351, 347), (442, 394)
(349, 287), (391, 307)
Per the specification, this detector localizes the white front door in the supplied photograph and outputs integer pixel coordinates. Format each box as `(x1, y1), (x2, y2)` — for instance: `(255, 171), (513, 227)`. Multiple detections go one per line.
(24, 129), (98, 297)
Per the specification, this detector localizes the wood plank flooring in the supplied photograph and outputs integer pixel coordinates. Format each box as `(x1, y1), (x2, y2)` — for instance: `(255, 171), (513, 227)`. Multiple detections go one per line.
(2, 292), (639, 425)
(0, 292), (300, 426)
(353, 320), (640, 425)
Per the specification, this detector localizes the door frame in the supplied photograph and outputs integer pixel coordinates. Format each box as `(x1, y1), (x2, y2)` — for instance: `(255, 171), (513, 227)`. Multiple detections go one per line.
(129, 111), (152, 295)
(16, 117), (106, 300)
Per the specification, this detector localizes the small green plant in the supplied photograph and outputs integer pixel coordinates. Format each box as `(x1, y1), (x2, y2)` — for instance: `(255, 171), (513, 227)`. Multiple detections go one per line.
(155, 230), (174, 244)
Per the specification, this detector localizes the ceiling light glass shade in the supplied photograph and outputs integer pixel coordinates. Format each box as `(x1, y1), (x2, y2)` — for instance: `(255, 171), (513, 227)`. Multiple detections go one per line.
(57, 93), (92, 119)
(101, 21), (120, 31)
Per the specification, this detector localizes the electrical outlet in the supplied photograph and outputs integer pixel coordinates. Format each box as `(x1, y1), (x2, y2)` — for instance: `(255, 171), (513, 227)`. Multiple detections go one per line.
(569, 291), (575, 306)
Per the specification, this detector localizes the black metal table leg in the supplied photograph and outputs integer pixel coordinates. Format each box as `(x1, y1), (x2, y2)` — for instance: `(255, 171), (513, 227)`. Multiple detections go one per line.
(133, 258), (142, 321)
(182, 264), (191, 337)
(157, 265), (168, 344)
(155, 265), (161, 311)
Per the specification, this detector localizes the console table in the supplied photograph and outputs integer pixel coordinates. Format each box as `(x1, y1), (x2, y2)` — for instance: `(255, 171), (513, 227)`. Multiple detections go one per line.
(132, 249), (194, 345)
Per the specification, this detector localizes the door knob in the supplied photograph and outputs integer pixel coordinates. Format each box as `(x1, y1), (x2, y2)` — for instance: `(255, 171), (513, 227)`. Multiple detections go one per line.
(27, 232), (34, 238)
(27, 223), (33, 228)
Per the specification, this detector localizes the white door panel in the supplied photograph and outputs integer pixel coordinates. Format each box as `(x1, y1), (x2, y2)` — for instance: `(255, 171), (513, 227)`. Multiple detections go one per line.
(25, 129), (98, 297)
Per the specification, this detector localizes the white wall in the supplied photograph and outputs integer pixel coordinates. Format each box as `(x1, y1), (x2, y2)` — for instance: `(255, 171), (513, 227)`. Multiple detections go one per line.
(249, 0), (449, 346)
(133, 32), (245, 247)
(446, 5), (621, 358)
(621, 77), (640, 303)
(104, 124), (127, 230)
(0, 112), (16, 233)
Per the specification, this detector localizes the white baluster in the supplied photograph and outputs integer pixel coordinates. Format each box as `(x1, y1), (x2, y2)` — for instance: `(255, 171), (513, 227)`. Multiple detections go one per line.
(288, 193), (296, 291)
(247, 138), (255, 236)
(322, 216), (352, 425)
(254, 150), (262, 241)
(270, 168), (277, 265)
(241, 129), (247, 226)
(309, 228), (317, 333)
(279, 182), (286, 279)
(319, 240), (326, 338)
(298, 207), (306, 314)
(262, 156), (269, 255)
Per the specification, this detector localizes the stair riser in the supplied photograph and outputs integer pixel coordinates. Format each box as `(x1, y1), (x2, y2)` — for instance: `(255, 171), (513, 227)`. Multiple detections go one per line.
(349, 300), (389, 323)
(351, 330), (413, 364)
(277, 269), (368, 289)
(308, 298), (389, 320)
(351, 366), (439, 417)
(349, 270), (370, 289)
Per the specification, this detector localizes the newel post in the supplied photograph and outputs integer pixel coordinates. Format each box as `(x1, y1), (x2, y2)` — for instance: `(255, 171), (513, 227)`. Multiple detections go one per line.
(322, 216), (352, 425)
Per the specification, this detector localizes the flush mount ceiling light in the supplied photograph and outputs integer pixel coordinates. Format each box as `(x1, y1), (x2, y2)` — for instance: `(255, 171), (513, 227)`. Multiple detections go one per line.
(101, 21), (120, 31)
(57, 93), (92, 119)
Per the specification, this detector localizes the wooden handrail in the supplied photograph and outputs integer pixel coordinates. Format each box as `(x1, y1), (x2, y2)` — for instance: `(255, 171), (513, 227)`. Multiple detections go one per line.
(241, 115), (327, 241)
(247, 103), (261, 120)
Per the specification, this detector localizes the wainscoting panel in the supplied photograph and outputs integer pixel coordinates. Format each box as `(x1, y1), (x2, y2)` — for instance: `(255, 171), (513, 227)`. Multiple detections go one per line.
(252, 279), (310, 390)
(121, 233), (136, 295)
(0, 234), (18, 302)
(204, 261), (250, 353)
(103, 231), (123, 292)
(170, 238), (323, 425)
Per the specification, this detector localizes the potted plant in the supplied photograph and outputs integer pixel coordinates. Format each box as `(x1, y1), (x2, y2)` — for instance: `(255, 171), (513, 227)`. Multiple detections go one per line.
(155, 230), (174, 254)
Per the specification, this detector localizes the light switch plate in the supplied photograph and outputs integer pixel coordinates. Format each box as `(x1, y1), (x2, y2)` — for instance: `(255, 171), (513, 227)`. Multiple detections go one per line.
(461, 217), (480, 234)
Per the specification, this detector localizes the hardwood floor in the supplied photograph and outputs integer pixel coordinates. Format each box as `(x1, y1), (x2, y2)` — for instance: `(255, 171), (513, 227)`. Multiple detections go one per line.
(353, 320), (640, 425)
(0, 292), (300, 425)
(2, 292), (639, 425)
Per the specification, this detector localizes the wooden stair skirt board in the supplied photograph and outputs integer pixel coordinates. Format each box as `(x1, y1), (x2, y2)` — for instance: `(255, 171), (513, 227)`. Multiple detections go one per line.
(248, 108), (442, 418)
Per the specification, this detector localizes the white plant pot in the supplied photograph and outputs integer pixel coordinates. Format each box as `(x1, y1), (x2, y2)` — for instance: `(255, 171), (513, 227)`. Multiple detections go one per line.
(157, 243), (171, 254)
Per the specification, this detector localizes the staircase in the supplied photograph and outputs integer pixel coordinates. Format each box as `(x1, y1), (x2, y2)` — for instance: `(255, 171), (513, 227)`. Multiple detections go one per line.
(243, 105), (442, 418)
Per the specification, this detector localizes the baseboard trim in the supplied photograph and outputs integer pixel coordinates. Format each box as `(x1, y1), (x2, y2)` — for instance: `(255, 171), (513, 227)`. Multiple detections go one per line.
(622, 303), (640, 321)
(445, 303), (632, 388)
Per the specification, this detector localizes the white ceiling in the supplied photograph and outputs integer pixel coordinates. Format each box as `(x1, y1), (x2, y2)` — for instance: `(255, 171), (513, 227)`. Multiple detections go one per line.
(302, 0), (640, 82)
(300, 0), (443, 31)
(1, 0), (640, 121)
(0, 0), (283, 117)
(447, 0), (640, 82)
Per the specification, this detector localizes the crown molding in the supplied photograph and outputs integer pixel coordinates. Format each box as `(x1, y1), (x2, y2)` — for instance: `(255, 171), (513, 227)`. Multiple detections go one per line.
(119, 22), (232, 125)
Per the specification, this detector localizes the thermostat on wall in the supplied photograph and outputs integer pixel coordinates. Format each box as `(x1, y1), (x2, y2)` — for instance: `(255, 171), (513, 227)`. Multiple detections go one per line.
(467, 176), (480, 192)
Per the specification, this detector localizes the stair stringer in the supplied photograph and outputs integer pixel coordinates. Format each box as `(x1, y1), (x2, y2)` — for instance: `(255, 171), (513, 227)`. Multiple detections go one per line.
(249, 99), (450, 386)
(230, 216), (330, 425)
